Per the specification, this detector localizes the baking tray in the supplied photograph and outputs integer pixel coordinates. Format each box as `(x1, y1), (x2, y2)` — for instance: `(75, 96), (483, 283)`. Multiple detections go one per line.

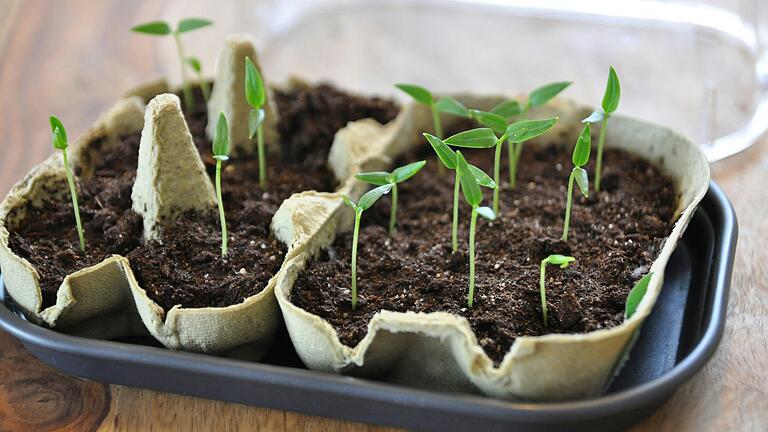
(0, 182), (737, 432)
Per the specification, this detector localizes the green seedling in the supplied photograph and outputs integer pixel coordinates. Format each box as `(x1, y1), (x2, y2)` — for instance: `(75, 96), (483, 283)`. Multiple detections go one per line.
(355, 160), (426, 236)
(50, 116), (85, 252)
(245, 56), (268, 188)
(212, 113), (230, 258)
(562, 124), (592, 241)
(539, 254), (575, 328)
(490, 81), (571, 189)
(625, 272), (652, 319)
(185, 56), (211, 101)
(423, 132), (496, 252)
(455, 151), (496, 308)
(450, 117), (558, 215)
(132, 18), (213, 110)
(395, 84), (469, 139)
(583, 67), (620, 192)
(343, 184), (393, 309)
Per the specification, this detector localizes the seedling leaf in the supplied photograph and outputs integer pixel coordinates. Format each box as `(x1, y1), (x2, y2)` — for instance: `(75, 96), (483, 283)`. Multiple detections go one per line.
(342, 195), (357, 210)
(176, 18), (213, 34)
(528, 81), (571, 109)
(395, 83), (433, 105)
(423, 133), (457, 169)
(468, 110), (508, 135)
(476, 206), (496, 221)
(392, 160), (427, 183)
(131, 21), (172, 35)
(245, 57), (266, 108)
(572, 123), (592, 167)
(248, 108), (265, 139)
(435, 96), (468, 117)
(468, 164), (496, 189)
(212, 113), (230, 159)
(355, 171), (391, 186)
(490, 100), (523, 118)
(506, 117), (559, 144)
(582, 110), (605, 124)
(186, 56), (201, 73)
(625, 273), (652, 319)
(546, 254), (575, 267)
(602, 66), (621, 113)
(456, 151), (482, 207)
(445, 127), (498, 148)
(358, 184), (393, 211)
(573, 167), (589, 197)
(50, 116), (67, 150)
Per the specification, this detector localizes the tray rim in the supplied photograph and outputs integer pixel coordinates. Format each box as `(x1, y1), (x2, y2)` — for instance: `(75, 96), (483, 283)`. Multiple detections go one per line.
(0, 181), (738, 425)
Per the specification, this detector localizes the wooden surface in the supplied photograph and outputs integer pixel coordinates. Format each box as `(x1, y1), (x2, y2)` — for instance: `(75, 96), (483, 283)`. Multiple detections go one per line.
(0, 1), (765, 430)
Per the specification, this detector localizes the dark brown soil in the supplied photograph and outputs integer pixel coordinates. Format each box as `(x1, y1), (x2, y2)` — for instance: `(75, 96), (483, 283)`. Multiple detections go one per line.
(8, 84), (398, 311)
(291, 131), (677, 364)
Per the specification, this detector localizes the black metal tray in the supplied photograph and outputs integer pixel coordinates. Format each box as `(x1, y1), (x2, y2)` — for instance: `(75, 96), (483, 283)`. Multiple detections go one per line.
(0, 182), (738, 432)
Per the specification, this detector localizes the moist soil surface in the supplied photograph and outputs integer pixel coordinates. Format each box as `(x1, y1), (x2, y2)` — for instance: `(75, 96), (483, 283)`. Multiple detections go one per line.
(8, 84), (398, 311)
(291, 127), (677, 364)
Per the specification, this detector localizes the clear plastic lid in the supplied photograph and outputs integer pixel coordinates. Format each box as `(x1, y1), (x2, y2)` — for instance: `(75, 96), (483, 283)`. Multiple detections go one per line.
(162, 0), (768, 161)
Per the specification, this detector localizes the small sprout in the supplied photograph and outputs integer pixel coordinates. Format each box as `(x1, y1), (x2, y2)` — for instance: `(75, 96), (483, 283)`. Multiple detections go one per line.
(503, 81), (572, 189)
(395, 84), (468, 139)
(625, 273), (652, 319)
(540, 254), (575, 328)
(456, 151), (495, 308)
(212, 113), (231, 258)
(583, 66), (621, 192)
(424, 132), (496, 252)
(562, 124), (592, 241)
(244, 56), (268, 188)
(50, 116), (85, 252)
(132, 18), (213, 110)
(451, 116), (558, 215)
(185, 56), (211, 101)
(343, 184), (393, 309)
(355, 160), (426, 236)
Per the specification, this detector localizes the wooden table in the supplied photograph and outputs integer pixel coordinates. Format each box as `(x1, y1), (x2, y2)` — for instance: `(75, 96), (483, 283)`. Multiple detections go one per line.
(0, 1), (765, 430)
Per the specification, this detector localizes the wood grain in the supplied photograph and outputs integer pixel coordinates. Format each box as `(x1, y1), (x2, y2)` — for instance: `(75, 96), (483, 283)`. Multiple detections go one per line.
(0, 1), (765, 431)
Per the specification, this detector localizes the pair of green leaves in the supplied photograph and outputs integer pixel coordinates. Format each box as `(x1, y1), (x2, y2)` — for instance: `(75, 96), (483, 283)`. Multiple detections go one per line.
(131, 18), (212, 36)
(245, 57), (267, 139)
(543, 254), (575, 268)
(50, 116), (67, 150)
(395, 84), (473, 118)
(212, 113), (230, 161)
(423, 132), (495, 189)
(583, 67), (621, 124)
(355, 161), (426, 187)
(571, 124), (592, 197)
(343, 184), (393, 213)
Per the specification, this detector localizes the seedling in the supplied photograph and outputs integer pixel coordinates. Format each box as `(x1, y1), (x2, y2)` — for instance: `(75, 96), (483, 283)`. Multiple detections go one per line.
(212, 113), (230, 258)
(131, 18), (213, 110)
(343, 184), (393, 309)
(245, 56), (268, 188)
(583, 67), (620, 192)
(625, 273), (652, 319)
(355, 160), (426, 236)
(562, 124), (592, 241)
(185, 56), (211, 101)
(450, 117), (558, 215)
(455, 151), (495, 308)
(539, 254), (575, 328)
(424, 132), (496, 252)
(394, 84), (469, 139)
(50, 116), (85, 252)
(490, 82), (571, 188)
